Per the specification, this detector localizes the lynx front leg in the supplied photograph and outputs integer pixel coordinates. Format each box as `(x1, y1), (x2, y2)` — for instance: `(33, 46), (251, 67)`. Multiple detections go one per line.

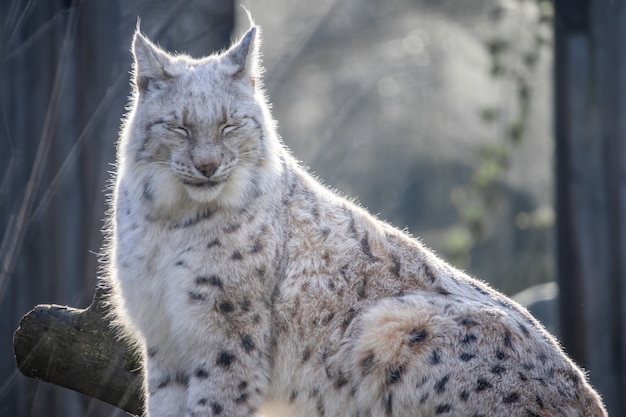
(184, 334), (271, 417)
(145, 351), (187, 417)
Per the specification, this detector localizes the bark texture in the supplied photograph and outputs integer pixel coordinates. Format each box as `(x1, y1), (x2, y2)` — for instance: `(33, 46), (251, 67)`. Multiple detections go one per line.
(13, 288), (145, 416)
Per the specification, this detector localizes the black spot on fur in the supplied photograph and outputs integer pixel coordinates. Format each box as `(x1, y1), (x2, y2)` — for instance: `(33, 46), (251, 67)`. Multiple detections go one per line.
(435, 404), (452, 414)
(535, 395), (545, 408)
(302, 347), (312, 363)
(435, 286), (451, 296)
(564, 370), (580, 384)
(491, 365), (506, 375)
(423, 263), (437, 284)
(522, 362), (535, 371)
(194, 367), (209, 379)
(416, 375), (429, 387)
(175, 260), (185, 267)
(357, 275), (368, 300)
(503, 392), (521, 403)
(241, 334), (255, 353)
(189, 291), (206, 301)
(316, 397), (325, 417)
(470, 282), (490, 295)
(386, 364), (405, 385)
(238, 381), (248, 391)
(156, 374), (170, 389)
(429, 349), (442, 365)
(321, 346), (332, 361)
(171, 207), (214, 228)
(434, 375), (450, 394)
(216, 351), (236, 367)
(348, 214), (358, 238)
(211, 402), (223, 415)
(290, 390), (298, 402)
(360, 233), (376, 261)
(147, 347), (158, 358)
(142, 178), (154, 202)
(460, 352), (475, 362)
(224, 222), (242, 233)
(218, 300), (235, 313)
(322, 311), (335, 325)
(339, 264), (350, 282)
(240, 298), (251, 311)
(462, 334), (478, 345)
(383, 391), (393, 416)
(335, 372), (349, 389)
(495, 349), (507, 360)
(196, 275), (223, 288)
(341, 308), (358, 332)
(361, 353), (376, 376)
(459, 390), (469, 402)
(198, 398), (207, 406)
(231, 250), (243, 260)
(419, 392), (430, 404)
(390, 255), (401, 277)
(176, 371), (189, 385)
(234, 392), (249, 404)
(459, 317), (480, 327)
(207, 239), (221, 249)
(503, 329), (513, 349)
(518, 322), (531, 337)
(250, 240), (263, 253)
(475, 378), (493, 392)
(409, 328), (428, 345)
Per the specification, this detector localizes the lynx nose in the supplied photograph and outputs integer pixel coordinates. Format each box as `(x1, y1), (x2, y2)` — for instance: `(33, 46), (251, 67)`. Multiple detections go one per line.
(195, 160), (219, 178)
(194, 152), (223, 179)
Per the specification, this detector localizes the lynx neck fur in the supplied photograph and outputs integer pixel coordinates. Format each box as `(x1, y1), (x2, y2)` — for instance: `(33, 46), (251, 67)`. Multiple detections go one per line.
(107, 22), (607, 417)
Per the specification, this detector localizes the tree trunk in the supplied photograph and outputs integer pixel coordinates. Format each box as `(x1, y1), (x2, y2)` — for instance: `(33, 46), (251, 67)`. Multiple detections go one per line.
(554, 1), (626, 415)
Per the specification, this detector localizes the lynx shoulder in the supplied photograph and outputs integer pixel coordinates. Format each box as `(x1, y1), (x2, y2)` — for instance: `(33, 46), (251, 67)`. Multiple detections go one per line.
(106, 22), (607, 417)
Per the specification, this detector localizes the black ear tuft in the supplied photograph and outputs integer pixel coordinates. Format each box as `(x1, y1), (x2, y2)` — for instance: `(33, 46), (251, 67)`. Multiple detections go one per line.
(223, 26), (259, 78)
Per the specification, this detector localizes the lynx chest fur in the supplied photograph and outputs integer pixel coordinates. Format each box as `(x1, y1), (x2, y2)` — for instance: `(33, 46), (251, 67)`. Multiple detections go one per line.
(107, 23), (607, 417)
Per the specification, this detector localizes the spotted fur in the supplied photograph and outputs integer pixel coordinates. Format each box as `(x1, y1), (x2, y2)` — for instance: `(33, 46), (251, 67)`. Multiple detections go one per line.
(106, 22), (607, 417)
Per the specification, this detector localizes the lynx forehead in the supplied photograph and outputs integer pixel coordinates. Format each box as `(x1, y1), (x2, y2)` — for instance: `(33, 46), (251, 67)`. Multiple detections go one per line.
(106, 21), (607, 417)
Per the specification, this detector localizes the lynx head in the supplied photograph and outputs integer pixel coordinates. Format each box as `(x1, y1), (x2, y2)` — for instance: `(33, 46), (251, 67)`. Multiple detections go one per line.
(122, 25), (281, 209)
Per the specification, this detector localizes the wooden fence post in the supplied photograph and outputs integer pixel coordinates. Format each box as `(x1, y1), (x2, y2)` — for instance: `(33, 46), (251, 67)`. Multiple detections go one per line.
(554, 1), (626, 415)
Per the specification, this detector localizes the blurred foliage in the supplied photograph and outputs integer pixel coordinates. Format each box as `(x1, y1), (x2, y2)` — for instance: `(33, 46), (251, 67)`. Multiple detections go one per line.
(444, 0), (554, 268)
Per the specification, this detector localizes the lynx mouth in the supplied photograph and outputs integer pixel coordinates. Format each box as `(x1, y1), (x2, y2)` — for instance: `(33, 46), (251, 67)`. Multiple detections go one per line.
(182, 179), (221, 189)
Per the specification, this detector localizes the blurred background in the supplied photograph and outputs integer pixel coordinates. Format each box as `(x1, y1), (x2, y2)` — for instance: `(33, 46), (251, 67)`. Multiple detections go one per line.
(0, 0), (624, 416)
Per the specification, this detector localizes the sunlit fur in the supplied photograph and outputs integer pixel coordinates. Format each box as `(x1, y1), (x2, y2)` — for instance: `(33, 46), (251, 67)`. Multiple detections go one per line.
(106, 23), (607, 417)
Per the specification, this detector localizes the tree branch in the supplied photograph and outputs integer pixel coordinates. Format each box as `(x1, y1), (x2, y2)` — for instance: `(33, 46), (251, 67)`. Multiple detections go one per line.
(12, 287), (145, 416)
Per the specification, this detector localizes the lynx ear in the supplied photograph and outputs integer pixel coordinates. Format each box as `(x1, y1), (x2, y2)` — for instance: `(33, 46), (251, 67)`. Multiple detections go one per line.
(223, 26), (260, 80)
(132, 30), (174, 94)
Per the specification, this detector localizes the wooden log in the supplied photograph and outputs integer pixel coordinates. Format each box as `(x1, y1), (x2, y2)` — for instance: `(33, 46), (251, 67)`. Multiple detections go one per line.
(12, 288), (145, 416)
(554, 0), (626, 414)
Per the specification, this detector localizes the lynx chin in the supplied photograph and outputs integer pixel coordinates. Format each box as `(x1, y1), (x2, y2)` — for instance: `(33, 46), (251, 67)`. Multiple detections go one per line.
(106, 22), (607, 417)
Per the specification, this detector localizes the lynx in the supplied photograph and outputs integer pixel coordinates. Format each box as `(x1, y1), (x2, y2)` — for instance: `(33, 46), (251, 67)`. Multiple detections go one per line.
(107, 23), (607, 417)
